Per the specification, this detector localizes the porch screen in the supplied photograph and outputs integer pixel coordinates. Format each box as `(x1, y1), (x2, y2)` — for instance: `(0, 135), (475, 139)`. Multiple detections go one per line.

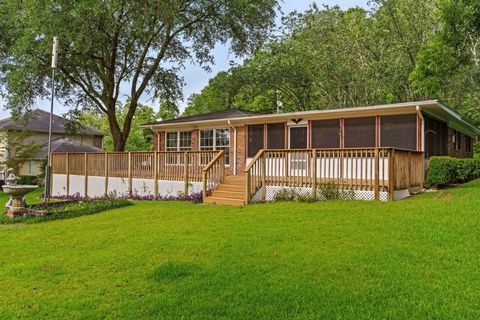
(311, 119), (340, 148)
(267, 123), (285, 149)
(344, 117), (376, 148)
(248, 124), (264, 157)
(380, 114), (417, 150)
(423, 115), (448, 157)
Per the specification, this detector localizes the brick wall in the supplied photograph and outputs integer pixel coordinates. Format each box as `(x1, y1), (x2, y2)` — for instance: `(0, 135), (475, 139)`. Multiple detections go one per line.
(235, 126), (246, 175)
(191, 129), (199, 151)
(447, 128), (473, 158)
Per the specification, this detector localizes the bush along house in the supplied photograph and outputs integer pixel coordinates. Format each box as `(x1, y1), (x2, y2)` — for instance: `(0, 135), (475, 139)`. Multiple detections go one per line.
(50, 100), (479, 206)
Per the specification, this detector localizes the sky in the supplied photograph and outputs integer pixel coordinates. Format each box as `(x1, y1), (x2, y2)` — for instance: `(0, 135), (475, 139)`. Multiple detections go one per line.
(0, 0), (370, 119)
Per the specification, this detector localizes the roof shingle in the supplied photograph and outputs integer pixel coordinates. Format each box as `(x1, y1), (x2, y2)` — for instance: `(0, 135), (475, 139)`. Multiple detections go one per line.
(0, 109), (105, 136)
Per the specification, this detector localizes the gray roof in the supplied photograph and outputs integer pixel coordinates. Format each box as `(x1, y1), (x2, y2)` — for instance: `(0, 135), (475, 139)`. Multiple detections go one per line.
(35, 138), (103, 158)
(145, 109), (262, 125)
(0, 109), (105, 136)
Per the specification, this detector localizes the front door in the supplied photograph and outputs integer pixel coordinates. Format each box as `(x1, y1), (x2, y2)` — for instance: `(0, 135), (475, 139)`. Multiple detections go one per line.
(289, 126), (308, 149)
(288, 126), (308, 176)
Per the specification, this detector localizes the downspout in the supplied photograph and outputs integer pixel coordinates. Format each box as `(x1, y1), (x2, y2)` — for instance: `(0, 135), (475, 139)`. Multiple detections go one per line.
(416, 105), (424, 152)
(227, 120), (237, 175)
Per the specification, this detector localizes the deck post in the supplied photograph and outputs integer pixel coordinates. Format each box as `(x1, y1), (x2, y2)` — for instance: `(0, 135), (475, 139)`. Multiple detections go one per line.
(104, 153), (108, 196)
(184, 151), (189, 196)
(261, 152), (266, 201)
(374, 148), (380, 200)
(66, 153), (70, 197)
(407, 151), (412, 191)
(84, 152), (88, 197)
(202, 171), (207, 199)
(312, 149), (317, 198)
(389, 149), (395, 201)
(153, 152), (158, 198)
(128, 152), (132, 196)
(245, 171), (251, 203)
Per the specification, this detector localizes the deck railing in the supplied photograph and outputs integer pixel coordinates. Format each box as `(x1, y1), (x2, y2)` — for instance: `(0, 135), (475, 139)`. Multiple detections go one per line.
(51, 150), (220, 197)
(202, 150), (225, 196)
(245, 148), (424, 203)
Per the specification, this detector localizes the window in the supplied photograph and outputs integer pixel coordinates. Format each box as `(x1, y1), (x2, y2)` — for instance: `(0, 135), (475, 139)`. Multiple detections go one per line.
(248, 125), (264, 157)
(381, 114), (417, 150)
(267, 123), (285, 149)
(454, 130), (462, 151)
(311, 119), (340, 148)
(166, 131), (191, 151)
(200, 129), (230, 164)
(28, 161), (36, 175)
(424, 115), (448, 158)
(165, 131), (191, 164)
(466, 135), (472, 153)
(344, 117), (376, 148)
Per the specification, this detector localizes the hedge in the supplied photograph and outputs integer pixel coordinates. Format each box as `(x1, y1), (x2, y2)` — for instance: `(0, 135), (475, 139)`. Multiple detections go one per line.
(425, 156), (480, 188)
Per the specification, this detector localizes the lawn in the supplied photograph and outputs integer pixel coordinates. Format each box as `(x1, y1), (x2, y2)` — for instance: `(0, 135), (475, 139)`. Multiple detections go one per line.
(0, 181), (479, 319)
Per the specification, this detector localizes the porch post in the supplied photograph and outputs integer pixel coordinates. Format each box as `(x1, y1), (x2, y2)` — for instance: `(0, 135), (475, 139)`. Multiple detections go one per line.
(312, 149), (317, 198)
(388, 149), (395, 201)
(128, 152), (132, 196)
(374, 148), (380, 200)
(153, 151), (158, 198)
(245, 171), (251, 203)
(84, 153), (88, 197)
(184, 151), (189, 196)
(66, 153), (70, 197)
(261, 151), (266, 201)
(104, 153), (108, 195)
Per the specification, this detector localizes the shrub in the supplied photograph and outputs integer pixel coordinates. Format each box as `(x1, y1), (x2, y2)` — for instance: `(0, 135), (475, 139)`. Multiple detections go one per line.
(17, 175), (38, 185)
(425, 156), (480, 188)
(0, 198), (132, 224)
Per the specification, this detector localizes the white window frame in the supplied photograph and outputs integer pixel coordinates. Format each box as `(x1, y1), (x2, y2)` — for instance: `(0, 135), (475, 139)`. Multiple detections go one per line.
(165, 131), (192, 151)
(199, 128), (230, 165)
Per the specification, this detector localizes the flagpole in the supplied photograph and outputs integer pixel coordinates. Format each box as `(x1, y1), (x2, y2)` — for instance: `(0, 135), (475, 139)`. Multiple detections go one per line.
(44, 36), (58, 202)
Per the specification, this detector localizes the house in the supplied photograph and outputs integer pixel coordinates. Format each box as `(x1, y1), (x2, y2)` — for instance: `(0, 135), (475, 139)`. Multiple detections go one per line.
(0, 109), (104, 177)
(49, 100), (479, 206)
(145, 100), (477, 168)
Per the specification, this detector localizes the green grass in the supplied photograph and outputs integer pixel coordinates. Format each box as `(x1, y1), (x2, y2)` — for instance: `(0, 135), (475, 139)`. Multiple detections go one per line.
(1, 181), (480, 319)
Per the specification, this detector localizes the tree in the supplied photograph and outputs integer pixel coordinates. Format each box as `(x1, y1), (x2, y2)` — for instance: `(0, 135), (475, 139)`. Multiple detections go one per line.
(76, 102), (157, 151)
(1, 131), (41, 175)
(411, 0), (480, 126)
(0, 0), (278, 150)
(185, 1), (438, 115)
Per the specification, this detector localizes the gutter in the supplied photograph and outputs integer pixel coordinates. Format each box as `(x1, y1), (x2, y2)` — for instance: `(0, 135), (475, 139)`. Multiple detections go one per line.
(227, 120), (236, 175)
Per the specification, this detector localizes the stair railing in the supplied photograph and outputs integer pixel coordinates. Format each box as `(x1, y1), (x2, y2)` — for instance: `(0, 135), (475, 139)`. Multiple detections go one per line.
(244, 149), (266, 203)
(202, 150), (225, 198)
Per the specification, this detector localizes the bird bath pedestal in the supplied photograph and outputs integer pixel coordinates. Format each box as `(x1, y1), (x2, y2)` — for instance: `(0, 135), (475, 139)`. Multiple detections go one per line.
(2, 169), (38, 218)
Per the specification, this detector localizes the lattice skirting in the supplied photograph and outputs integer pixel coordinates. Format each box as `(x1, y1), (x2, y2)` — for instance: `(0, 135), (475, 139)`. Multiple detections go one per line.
(252, 185), (390, 202)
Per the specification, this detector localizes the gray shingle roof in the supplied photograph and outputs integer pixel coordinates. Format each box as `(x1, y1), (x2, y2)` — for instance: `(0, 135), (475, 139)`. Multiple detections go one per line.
(145, 109), (262, 126)
(35, 138), (103, 159)
(0, 109), (105, 136)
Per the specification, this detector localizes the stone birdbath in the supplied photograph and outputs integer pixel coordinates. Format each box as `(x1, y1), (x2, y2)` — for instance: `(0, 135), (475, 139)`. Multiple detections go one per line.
(2, 169), (39, 218)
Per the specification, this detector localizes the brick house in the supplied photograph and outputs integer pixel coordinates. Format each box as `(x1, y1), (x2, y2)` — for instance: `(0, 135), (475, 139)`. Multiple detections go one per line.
(144, 100), (478, 177)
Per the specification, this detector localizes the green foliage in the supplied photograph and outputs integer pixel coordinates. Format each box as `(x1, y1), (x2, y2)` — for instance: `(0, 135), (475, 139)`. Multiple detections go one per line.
(273, 184), (355, 202)
(0, 0), (278, 150)
(0, 130), (40, 174)
(76, 101), (156, 151)
(185, 1), (438, 116)
(425, 156), (480, 187)
(0, 198), (132, 224)
(17, 175), (38, 185)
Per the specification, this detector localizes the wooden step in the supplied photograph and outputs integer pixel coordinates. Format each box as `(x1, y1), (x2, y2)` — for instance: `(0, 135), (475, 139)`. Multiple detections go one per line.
(216, 184), (245, 192)
(222, 178), (245, 185)
(211, 190), (245, 199)
(203, 196), (245, 206)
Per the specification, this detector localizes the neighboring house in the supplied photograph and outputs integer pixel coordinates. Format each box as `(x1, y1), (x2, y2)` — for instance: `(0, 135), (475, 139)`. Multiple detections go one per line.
(0, 109), (104, 177)
(145, 100), (478, 175)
